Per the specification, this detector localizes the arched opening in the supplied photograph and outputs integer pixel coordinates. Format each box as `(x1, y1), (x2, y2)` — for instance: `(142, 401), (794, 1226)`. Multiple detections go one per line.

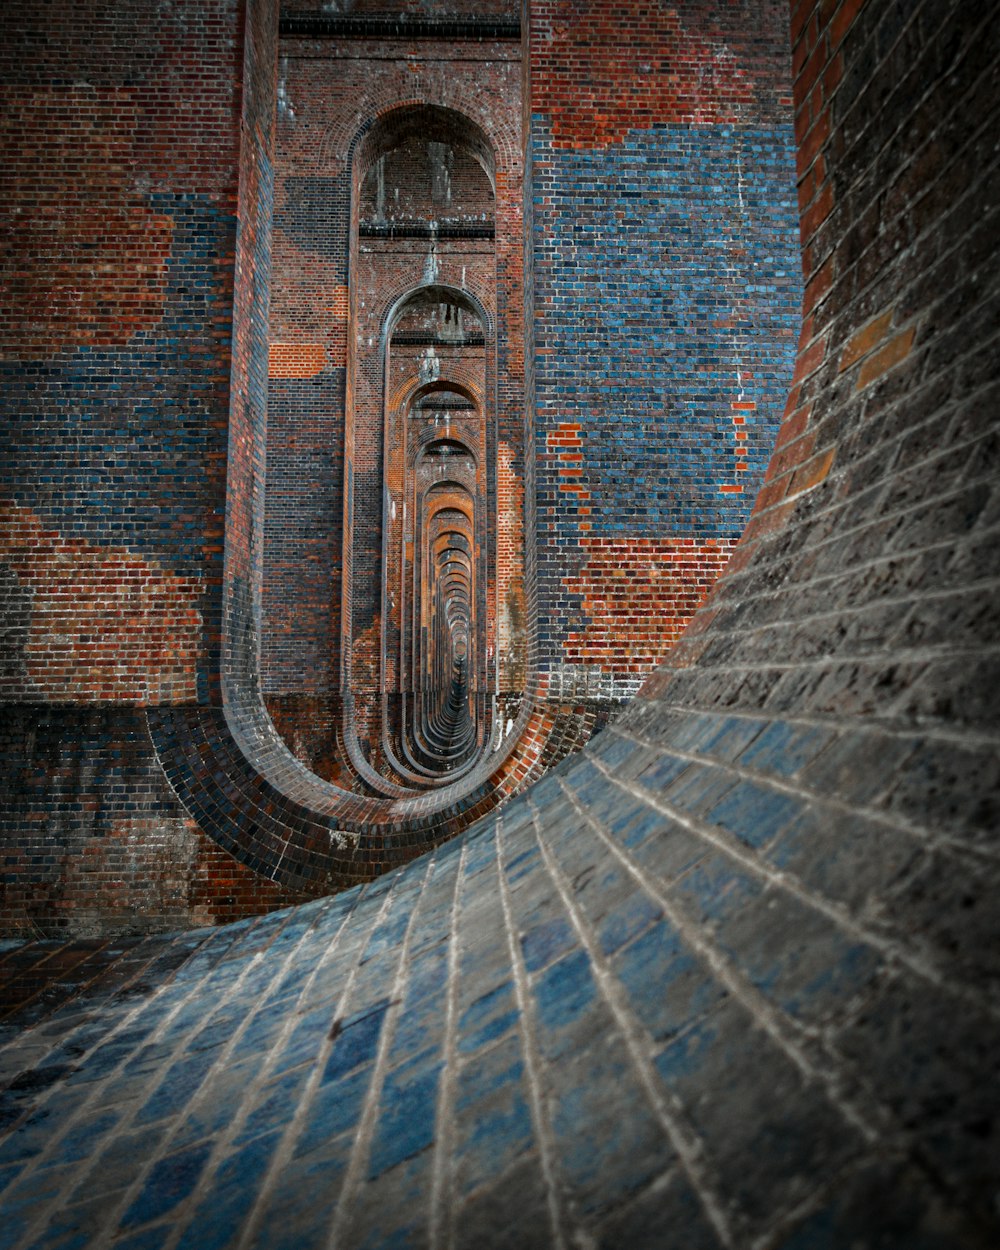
(338, 104), (515, 788)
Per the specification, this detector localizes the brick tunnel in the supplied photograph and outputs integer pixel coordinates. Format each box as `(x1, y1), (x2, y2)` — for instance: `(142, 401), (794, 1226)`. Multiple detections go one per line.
(1, 0), (999, 1246)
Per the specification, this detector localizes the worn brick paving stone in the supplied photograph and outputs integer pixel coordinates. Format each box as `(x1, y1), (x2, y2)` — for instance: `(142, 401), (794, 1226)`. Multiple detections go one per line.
(0, 713), (995, 1247)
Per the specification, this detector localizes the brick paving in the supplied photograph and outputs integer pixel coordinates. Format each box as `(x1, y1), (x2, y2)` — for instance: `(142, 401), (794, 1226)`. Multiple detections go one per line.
(1, 707), (997, 1246)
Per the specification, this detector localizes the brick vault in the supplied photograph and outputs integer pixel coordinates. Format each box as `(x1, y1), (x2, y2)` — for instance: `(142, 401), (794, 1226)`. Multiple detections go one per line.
(1, 0), (999, 1246)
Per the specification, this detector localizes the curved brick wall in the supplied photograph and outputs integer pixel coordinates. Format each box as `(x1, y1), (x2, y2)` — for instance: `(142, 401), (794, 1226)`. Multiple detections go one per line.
(1, 0), (998, 1245)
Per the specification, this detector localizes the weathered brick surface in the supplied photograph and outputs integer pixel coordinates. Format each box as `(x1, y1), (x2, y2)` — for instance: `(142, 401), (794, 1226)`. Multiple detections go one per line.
(0, 710), (304, 937)
(3, 29), (997, 1250)
(0, 0), (307, 930)
(261, 21), (526, 788)
(527, 0), (801, 698)
(1, 0), (801, 919)
(0, 713), (996, 1245)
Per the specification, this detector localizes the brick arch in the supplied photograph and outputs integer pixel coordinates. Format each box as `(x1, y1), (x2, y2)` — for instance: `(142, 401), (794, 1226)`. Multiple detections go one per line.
(390, 371), (485, 422)
(318, 81), (520, 181)
(354, 102), (497, 193)
(145, 3), (644, 882)
(153, 0), (794, 892)
(416, 434), (479, 469)
(342, 103), (506, 785)
(7, 2), (1000, 1243)
(369, 279), (497, 353)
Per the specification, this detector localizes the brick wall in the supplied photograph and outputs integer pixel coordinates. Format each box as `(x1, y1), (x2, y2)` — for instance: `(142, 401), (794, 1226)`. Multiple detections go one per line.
(0, 0), (307, 934)
(2, 2), (999, 1242)
(526, 0), (801, 700)
(261, 14), (525, 788)
(644, 0), (1000, 722)
(2, 0), (800, 930)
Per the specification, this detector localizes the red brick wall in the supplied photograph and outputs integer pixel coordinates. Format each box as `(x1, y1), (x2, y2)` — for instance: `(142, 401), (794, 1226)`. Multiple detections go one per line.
(1, 0), (804, 932)
(261, 15), (524, 787)
(0, 0), (313, 936)
(525, 0), (801, 702)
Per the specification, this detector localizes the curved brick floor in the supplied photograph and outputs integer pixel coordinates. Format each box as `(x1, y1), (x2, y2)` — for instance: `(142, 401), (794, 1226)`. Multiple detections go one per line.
(1, 702), (997, 1248)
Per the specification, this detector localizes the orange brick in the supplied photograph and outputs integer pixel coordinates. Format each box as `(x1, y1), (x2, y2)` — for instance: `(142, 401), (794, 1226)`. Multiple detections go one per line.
(831, 0), (867, 48)
(789, 445), (836, 496)
(801, 177), (834, 242)
(856, 327), (917, 389)
(773, 404), (811, 453)
(839, 309), (895, 371)
(268, 342), (327, 378)
(803, 254), (834, 316)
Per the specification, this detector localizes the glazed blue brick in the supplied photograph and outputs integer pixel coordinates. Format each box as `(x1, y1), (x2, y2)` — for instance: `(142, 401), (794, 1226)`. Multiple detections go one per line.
(613, 921), (723, 1042)
(594, 733), (638, 769)
(120, 1141), (213, 1229)
(404, 941), (449, 1006)
(453, 1040), (533, 1195)
(294, 1065), (372, 1160)
(549, 1045), (665, 1216)
(713, 900), (883, 1026)
(175, 1130), (282, 1250)
(0, 1164), (76, 1250)
(596, 890), (663, 957)
(230, 1008), (287, 1057)
(504, 845), (541, 884)
(736, 721), (838, 779)
(390, 988), (446, 1058)
(782, 937), (882, 1023)
(653, 1011), (724, 1088)
(187, 1005), (247, 1052)
(350, 1154), (433, 1249)
(235, 1065), (311, 1145)
(171, 1060), (260, 1150)
(570, 779), (642, 831)
(525, 771), (567, 813)
(322, 1001), (389, 1084)
(273, 1004), (337, 1076)
(693, 716), (770, 762)
(671, 853), (761, 923)
(520, 915), (576, 973)
(636, 753), (693, 792)
(660, 712), (721, 754)
(66, 1026), (158, 1084)
(607, 803), (672, 852)
(1, 199), (235, 579)
(0, 1161), (23, 1196)
(119, 1040), (188, 1088)
(41, 1108), (120, 1167)
(245, 1151), (345, 1249)
(112, 1227), (171, 1250)
(531, 120), (799, 660)
(533, 948), (597, 1043)
(664, 764), (740, 816)
(457, 982), (519, 1054)
(75, 1126), (169, 1201)
(0, 1103), (67, 1166)
(367, 1057), (442, 1178)
(706, 781), (802, 849)
(462, 835), (497, 878)
(262, 965), (315, 1009)
(136, 1047), (219, 1125)
(364, 910), (412, 963)
(452, 1085), (535, 1190)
